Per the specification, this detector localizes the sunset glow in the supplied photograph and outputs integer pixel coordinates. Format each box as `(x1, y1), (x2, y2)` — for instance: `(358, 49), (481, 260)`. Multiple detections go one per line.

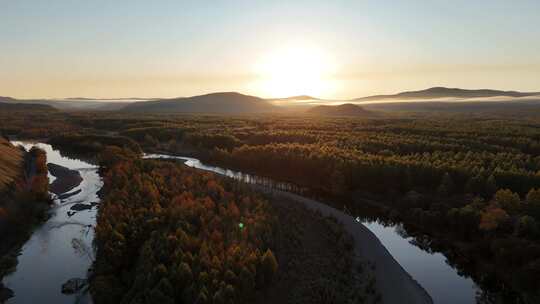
(253, 46), (338, 98)
(2, 2), (540, 303)
(1, 1), (539, 99)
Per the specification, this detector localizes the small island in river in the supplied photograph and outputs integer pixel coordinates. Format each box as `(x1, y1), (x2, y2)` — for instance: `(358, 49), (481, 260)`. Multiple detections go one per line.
(47, 163), (83, 195)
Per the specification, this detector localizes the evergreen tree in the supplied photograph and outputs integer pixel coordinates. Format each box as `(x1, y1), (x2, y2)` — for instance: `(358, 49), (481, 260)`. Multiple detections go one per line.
(261, 249), (278, 284)
(437, 172), (455, 196)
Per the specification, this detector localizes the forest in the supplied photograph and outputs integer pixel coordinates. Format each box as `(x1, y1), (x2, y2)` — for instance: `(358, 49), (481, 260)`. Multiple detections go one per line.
(91, 147), (369, 304)
(3, 109), (540, 301)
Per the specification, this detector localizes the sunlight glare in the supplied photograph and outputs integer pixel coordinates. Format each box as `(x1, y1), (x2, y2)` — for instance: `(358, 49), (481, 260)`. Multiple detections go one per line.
(253, 46), (338, 98)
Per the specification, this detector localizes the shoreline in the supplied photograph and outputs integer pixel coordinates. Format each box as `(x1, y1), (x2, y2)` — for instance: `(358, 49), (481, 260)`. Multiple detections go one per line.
(3, 142), (99, 304)
(252, 185), (434, 304)
(0, 142), (51, 303)
(258, 194), (381, 303)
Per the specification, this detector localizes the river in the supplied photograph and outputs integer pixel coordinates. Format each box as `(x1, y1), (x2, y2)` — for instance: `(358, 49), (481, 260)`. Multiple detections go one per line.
(3, 142), (101, 304)
(2, 144), (479, 304)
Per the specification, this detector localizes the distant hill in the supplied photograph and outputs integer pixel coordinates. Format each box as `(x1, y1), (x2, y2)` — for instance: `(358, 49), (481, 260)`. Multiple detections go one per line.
(354, 87), (540, 101)
(0, 96), (135, 111)
(307, 103), (375, 116)
(124, 92), (277, 114)
(0, 96), (18, 103)
(270, 95), (319, 101)
(0, 101), (57, 111)
(362, 99), (540, 116)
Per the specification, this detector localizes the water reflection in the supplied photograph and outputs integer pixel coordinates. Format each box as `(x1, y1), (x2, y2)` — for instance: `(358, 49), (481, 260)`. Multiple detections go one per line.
(3, 142), (101, 304)
(361, 220), (478, 304)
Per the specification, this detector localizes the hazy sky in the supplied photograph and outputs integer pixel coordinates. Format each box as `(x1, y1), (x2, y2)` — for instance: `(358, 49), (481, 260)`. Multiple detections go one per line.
(1, 0), (539, 99)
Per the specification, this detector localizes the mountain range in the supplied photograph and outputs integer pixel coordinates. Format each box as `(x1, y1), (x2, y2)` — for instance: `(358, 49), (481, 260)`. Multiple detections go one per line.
(353, 87), (540, 102)
(123, 92), (277, 114)
(0, 96), (128, 111)
(2, 87), (540, 114)
(0, 100), (56, 111)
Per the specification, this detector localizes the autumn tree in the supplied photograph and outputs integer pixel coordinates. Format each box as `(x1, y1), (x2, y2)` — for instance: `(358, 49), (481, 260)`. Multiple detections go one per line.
(479, 204), (509, 231)
(526, 188), (540, 219)
(494, 189), (521, 214)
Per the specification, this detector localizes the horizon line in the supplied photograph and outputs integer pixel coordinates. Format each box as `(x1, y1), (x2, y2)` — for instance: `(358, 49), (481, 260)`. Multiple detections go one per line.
(3, 86), (540, 102)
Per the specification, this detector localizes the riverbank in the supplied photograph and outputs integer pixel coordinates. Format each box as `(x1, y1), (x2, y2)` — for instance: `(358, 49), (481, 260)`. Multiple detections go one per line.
(258, 195), (381, 303)
(3, 141), (101, 304)
(0, 142), (50, 303)
(258, 186), (433, 304)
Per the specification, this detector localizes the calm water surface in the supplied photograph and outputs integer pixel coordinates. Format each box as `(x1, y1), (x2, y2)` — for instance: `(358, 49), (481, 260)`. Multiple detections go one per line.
(3, 142), (101, 304)
(362, 221), (478, 304)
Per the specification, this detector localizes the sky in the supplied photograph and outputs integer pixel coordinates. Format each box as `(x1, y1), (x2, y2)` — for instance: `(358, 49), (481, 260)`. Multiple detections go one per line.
(1, 0), (539, 99)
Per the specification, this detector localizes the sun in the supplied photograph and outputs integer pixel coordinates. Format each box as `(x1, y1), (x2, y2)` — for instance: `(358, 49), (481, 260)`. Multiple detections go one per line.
(252, 46), (337, 98)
